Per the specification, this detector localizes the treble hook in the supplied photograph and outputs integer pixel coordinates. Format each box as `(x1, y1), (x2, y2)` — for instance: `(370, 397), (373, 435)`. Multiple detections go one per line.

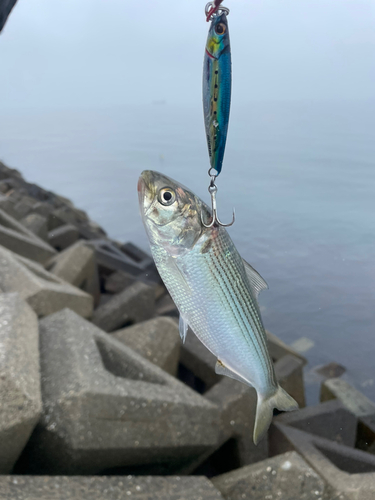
(205, 0), (229, 22)
(201, 175), (235, 228)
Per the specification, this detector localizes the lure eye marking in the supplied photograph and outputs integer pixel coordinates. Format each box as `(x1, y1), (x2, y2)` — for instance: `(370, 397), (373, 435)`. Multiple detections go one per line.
(215, 22), (226, 35)
(158, 187), (176, 206)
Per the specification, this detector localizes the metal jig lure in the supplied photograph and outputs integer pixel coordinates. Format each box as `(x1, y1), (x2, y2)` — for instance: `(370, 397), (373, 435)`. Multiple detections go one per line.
(201, 0), (235, 228)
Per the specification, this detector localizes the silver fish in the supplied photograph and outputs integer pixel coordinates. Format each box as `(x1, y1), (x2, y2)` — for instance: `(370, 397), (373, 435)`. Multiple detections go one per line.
(138, 170), (298, 444)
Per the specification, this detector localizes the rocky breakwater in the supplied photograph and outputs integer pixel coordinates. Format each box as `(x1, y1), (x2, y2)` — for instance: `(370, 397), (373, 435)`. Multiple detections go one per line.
(0, 161), (374, 500)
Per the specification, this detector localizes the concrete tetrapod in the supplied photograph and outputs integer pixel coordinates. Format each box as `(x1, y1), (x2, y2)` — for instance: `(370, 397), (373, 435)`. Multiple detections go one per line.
(0, 209), (56, 264)
(48, 240), (100, 305)
(0, 245), (93, 318)
(112, 317), (180, 376)
(92, 281), (155, 332)
(0, 475), (225, 500)
(212, 451), (325, 500)
(22, 309), (220, 475)
(0, 294), (42, 473)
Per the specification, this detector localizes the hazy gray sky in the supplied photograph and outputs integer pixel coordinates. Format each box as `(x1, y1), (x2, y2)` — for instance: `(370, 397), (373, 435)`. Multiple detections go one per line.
(1, 0), (374, 109)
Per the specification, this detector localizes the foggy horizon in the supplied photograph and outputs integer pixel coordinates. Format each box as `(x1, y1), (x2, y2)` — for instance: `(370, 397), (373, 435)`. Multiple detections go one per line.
(1, 0), (374, 110)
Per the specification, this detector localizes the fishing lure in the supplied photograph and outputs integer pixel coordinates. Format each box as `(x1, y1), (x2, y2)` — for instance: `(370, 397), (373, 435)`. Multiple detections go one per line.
(203, 2), (231, 177)
(202, 1), (234, 228)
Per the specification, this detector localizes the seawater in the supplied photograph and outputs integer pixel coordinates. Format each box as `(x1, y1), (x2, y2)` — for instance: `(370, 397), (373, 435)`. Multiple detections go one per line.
(1, 100), (374, 404)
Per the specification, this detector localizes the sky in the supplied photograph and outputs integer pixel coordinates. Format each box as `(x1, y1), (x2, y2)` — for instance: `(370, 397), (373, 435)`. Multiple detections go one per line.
(0, 0), (374, 109)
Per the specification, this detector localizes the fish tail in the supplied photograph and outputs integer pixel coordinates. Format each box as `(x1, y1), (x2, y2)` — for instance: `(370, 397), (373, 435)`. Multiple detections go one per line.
(253, 386), (299, 445)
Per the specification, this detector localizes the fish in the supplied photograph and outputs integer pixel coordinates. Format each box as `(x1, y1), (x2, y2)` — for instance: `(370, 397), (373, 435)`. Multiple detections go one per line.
(203, 11), (231, 175)
(138, 170), (298, 444)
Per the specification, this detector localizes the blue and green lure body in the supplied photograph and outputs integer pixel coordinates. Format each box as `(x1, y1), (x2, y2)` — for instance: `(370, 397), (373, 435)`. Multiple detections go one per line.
(203, 12), (231, 176)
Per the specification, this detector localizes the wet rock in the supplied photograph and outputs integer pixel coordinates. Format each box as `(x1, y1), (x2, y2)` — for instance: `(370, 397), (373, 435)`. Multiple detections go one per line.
(0, 209), (56, 264)
(0, 294), (42, 473)
(0, 245), (93, 318)
(112, 317), (180, 376)
(92, 281), (155, 332)
(48, 240), (100, 305)
(48, 224), (80, 251)
(22, 309), (220, 474)
(212, 451), (325, 500)
(20, 213), (48, 241)
(0, 475), (225, 500)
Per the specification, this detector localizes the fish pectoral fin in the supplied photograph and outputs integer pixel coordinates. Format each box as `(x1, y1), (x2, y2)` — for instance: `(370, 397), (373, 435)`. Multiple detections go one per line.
(215, 360), (252, 387)
(167, 255), (192, 297)
(242, 259), (268, 298)
(179, 314), (189, 344)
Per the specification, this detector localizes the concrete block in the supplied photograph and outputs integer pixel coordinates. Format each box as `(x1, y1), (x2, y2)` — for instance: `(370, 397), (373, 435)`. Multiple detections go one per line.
(92, 281), (155, 332)
(21, 309), (220, 474)
(48, 240), (100, 305)
(48, 224), (80, 251)
(20, 213), (48, 241)
(0, 162), (23, 180)
(13, 196), (36, 219)
(0, 208), (56, 264)
(0, 294), (42, 473)
(49, 208), (107, 239)
(0, 245), (93, 318)
(270, 400), (357, 448)
(269, 423), (375, 500)
(274, 353), (306, 408)
(266, 330), (307, 365)
(321, 378), (375, 457)
(0, 475), (225, 500)
(31, 202), (54, 218)
(112, 317), (180, 376)
(321, 378), (375, 418)
(0, 194), (18, 219)
(179, 333), (220, 392)
(86, 239), (156, 278)
(105, 270), (165, 298)
(201, 377), (268, 473)
(104, 270), (137, 294)
(212, 451), (325, 500)
(156, 293), (179, 317)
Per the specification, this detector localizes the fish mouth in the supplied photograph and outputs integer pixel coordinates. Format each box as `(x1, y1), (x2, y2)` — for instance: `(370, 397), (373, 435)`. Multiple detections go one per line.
(138, 170), (155, 214)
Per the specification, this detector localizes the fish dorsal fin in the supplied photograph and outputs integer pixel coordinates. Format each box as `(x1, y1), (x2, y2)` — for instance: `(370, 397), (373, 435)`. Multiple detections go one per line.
(215, 360), (252, 387)
(179, 314), (189, 344)
(242, 259), (268, 298)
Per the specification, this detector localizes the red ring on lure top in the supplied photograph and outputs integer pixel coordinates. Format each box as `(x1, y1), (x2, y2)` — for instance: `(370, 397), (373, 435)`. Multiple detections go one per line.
(205, 0), (227, 22)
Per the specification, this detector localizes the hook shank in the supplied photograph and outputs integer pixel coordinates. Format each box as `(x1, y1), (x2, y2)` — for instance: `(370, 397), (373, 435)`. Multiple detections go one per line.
(201, 178), (235, 228)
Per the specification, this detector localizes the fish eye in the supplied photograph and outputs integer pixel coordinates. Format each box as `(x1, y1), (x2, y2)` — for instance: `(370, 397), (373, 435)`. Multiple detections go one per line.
(158, 187), (176, 206)
(215, 23), (226, 35)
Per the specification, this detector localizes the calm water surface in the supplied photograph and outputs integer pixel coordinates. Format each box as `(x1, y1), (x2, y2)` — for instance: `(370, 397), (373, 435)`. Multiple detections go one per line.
(1, 101), (374, 404)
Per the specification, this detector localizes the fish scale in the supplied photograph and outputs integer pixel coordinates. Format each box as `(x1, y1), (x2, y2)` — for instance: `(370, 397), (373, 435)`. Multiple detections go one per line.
(139, 170), (298, 444)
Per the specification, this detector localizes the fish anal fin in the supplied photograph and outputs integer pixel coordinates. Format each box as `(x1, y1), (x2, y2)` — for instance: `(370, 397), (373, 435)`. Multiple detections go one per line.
(242, 259), (268, 298)
(215, 360), (251, 387)
(179, 314), (189, 344)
